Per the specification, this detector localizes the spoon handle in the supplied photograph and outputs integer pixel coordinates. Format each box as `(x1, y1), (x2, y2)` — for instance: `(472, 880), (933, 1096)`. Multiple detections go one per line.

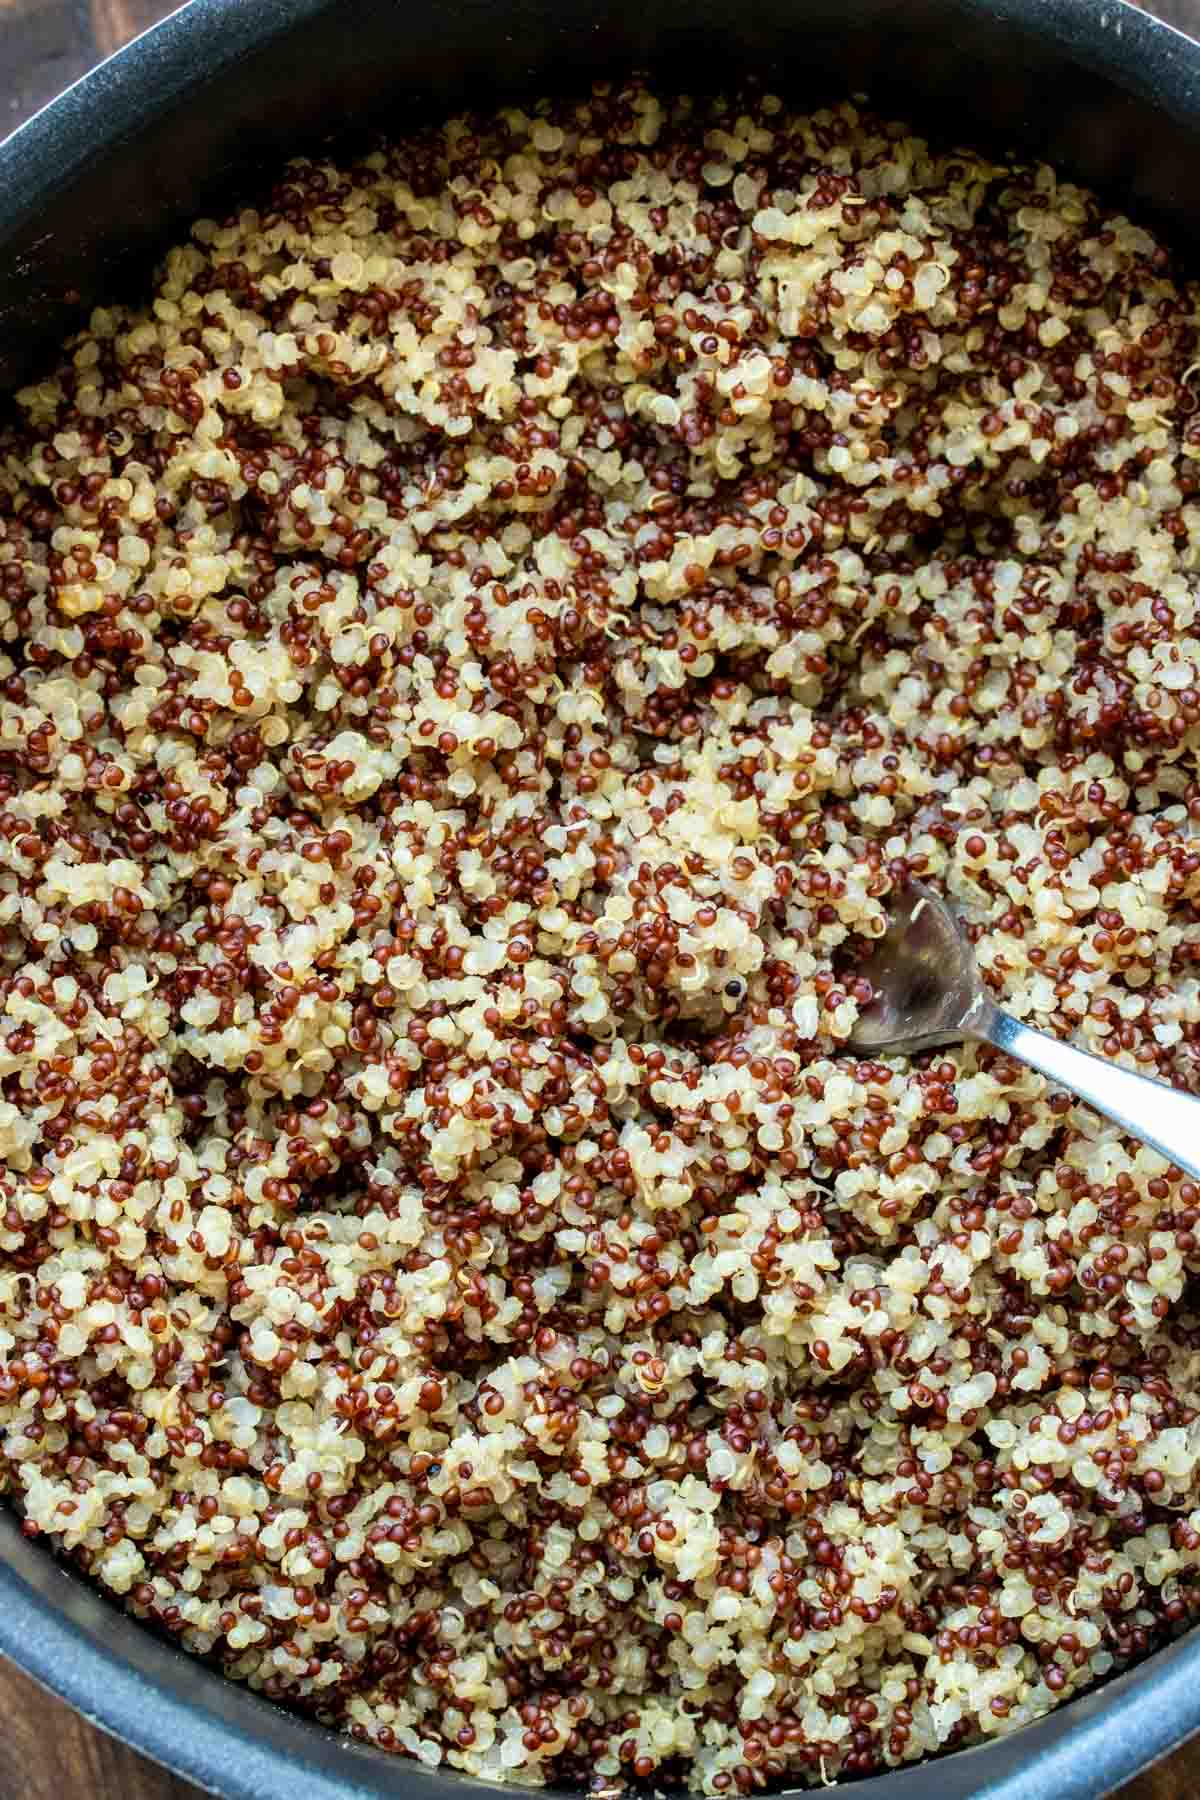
(978, 1006), (1200, 1183)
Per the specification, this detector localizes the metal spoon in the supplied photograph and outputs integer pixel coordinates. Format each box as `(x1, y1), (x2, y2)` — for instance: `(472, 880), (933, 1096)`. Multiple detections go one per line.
(849, 881), (1200, 1182)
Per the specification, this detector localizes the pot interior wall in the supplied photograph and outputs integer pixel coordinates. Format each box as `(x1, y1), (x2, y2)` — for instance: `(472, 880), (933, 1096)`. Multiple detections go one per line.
(1, 0), (1199, 392)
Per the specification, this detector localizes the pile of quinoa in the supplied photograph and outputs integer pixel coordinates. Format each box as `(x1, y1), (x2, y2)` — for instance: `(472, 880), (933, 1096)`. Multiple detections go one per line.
(5, 76), (1200, 1793)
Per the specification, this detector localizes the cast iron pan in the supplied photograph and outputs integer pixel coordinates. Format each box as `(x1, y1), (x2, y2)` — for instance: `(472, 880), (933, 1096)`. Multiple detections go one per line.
(2, 0), (1200, 1794)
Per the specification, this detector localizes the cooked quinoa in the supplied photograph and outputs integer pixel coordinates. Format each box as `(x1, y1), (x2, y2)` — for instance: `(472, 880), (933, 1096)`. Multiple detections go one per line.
(4, 76), (1200, 1792)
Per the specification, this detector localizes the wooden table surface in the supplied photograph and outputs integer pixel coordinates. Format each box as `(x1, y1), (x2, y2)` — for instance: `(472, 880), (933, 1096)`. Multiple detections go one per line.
(2, 0), (1200, 1795)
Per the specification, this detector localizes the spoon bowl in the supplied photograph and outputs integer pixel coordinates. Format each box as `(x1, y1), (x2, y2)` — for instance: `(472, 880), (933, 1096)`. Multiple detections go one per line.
(849, 882), (995, 1053)
(850, 879), (1200, 1183)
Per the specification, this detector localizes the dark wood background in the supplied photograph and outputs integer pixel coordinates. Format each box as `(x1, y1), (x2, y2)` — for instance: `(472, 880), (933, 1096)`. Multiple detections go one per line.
(0, 0), (1198, 1794)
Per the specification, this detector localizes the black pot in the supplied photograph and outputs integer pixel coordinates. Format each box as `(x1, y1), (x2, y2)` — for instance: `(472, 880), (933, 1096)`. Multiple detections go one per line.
(2, 0), (1200, 1793)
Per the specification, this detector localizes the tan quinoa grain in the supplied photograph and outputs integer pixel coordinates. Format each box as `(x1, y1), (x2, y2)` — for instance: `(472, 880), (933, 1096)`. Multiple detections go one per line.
(2, 78), (1200, 1793)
